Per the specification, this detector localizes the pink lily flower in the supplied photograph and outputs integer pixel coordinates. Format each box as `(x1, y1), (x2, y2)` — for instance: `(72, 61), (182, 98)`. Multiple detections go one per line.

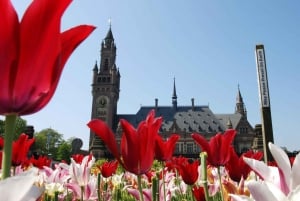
(243, 142), (300, 195)
(69, 155), (95, 187)
(231, 142), (300, 201)
(230, 181), (300, 201)
(66, 175), (98, 201)
(42, 163), (70, 184)
(127, 188), (152, 201)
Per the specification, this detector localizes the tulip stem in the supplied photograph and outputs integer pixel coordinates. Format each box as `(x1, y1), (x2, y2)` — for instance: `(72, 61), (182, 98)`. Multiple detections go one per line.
(200, 152), (211, 201)
(97, 173), (101, 201)
(81, 186), (84, 201)
(137, 175), (144, 201)
(217, 166), (225, 201)
(1, 114), (17, 179)
(161, 164), (166, 201)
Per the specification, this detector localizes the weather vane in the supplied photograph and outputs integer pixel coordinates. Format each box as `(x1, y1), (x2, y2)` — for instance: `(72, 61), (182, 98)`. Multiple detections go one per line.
(108, 18), (112, 28)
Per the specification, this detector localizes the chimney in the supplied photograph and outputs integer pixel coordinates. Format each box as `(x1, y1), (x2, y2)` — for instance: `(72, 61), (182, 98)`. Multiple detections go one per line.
(155, 98), (158, 110)
(191, 98), (195, 111)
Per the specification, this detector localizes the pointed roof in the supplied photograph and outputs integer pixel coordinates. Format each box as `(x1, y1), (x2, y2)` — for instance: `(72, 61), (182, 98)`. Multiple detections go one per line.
(93, 61), (98, 71)
(105, 27), (114, 41)
(236, 85), (243, 103)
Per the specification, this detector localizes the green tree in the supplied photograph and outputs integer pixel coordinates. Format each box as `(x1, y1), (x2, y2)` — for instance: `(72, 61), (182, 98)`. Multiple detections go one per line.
(0, 117), (27, 140)
(56, 141), (72, 163)
(34, 128), (64, 160)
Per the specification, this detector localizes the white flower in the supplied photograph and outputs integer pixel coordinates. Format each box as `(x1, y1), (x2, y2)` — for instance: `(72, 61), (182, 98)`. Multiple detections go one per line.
(45, 182), (65, 197)
(0, 167), (43, 201)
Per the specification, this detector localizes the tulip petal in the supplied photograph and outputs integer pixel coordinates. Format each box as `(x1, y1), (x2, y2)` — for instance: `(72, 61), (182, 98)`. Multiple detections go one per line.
(25, 25), (96, 114)
(87, 119), (120, 160)
(0, 168), (41, 201)
(137, 121), (156, 174)
(291, 153), (300, 189)
(288, 185), (300, 201)
(247, 181), (281, 201)
(120, 119), (141, 173)
(60, 25), (96, 70)
(243, 157), (280, 184)
(192, 133), (211, 156)
(15, 0), (71, 105)
(264, 181), (288, 201)
(268, 142), (291, 193)
(0, 0), (19, 112)
(230, 194), (253, 201)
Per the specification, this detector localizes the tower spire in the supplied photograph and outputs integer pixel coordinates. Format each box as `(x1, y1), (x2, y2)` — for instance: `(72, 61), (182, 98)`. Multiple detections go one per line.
(103, 19), (114, 46)
(172, 77), (177, 110)
(235, 85), (247, 118)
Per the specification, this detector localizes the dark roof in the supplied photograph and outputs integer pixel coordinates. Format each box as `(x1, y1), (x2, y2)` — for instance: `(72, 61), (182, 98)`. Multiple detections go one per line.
(116, 105), (227, 133)
(215, 113), (242, 129)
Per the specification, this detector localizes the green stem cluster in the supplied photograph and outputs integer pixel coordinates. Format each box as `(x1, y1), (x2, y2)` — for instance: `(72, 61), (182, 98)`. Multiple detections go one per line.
(217, 167), (225, 201)
(137, 175), (145, 201)
(200, 152), (211, 201)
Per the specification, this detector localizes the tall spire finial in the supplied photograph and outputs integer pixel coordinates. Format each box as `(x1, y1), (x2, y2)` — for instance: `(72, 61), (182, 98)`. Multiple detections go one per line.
(108, 18), (112, 28)
(236, 84), (243, 103)
(172, 77), (177, 99)
(172, 77), (177, 110)
(104, 19), (114, 42)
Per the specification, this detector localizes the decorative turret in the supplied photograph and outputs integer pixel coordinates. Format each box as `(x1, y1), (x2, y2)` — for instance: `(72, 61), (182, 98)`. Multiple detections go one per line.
(92, 61), (98, 85)
(226, 118), (233, 129)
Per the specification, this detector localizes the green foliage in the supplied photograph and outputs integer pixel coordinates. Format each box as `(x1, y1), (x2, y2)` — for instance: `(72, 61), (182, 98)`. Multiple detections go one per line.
(56, 141), (72, 163)
(34, 128), (64, 160)
(112, 185), (136, 201)
(0, 117), (27, 140)
(152, 160), (163, 171)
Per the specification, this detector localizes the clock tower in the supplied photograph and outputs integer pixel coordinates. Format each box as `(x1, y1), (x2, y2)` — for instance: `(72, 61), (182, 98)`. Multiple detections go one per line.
(89, 27), (120, 157)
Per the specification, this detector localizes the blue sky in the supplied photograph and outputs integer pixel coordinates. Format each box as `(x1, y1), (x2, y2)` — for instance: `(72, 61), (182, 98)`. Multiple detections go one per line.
(8, 0), (300, 151)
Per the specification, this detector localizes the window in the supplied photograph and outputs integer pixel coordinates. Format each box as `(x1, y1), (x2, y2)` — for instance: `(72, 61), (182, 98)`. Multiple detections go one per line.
(187, 143), (193, 153)
(104, 59), (109, 70)
(175, 144), (180, 154)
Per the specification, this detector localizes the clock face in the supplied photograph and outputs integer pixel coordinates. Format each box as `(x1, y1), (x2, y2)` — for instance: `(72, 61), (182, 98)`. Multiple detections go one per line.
(97, 96), (108, 108)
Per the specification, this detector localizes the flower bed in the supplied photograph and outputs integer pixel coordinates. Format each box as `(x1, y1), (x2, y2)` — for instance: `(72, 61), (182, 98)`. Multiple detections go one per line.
(1, 110), (299, 201)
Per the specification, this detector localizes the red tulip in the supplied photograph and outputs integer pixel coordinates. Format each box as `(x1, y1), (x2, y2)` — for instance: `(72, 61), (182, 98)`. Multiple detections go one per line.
(177, 157), (199, 185)
(88, 110), (162, 175)
(226, 147), (263, 182)
(192, 129), (236, 167)
(165, 156), (187, 172)
(71, 154), (85, 164)
(72, 154), (93, 164)
(192, 186), (206, 201)
(12, 134), (34, 166)
(0, 0), (95, 115)
(99, 160), (118, 178)
(155, 134), (180, 161)
(29, 155), (51, 169)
